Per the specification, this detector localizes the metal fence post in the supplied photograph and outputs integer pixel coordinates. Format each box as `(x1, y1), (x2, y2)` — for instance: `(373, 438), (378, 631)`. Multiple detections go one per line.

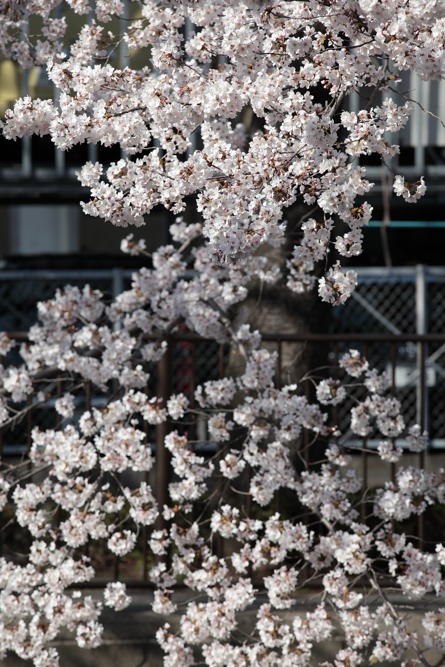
(155, 341), (172, 532)
(416, 264), (428, 432)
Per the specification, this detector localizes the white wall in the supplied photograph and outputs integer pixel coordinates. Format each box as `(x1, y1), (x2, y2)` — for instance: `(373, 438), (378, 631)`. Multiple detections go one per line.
(9, 205), (79, 255)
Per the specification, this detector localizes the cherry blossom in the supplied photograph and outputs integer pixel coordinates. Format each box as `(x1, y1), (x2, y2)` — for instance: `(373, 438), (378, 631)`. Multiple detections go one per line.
(1, 1), (445, 666)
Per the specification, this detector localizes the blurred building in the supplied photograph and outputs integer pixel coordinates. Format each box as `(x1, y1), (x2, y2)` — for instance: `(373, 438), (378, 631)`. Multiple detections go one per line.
(0, 3), (162, 268)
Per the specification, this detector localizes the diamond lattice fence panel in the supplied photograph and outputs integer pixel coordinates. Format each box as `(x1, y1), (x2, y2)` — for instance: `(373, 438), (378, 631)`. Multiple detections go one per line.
(332, 278), (416, 334)
(428, 280), (445, 333)
(0, 273), (126, 331)
(331, 268), (445, 447)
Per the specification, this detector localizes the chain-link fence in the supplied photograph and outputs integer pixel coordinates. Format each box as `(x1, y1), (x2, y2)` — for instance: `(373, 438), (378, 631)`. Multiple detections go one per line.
(0, 269), (132, 331)
(332, 266), (445, 446)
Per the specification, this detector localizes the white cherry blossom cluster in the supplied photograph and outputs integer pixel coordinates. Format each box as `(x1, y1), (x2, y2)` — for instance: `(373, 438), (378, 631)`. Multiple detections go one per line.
(0, 240), (441, 662)
(0, 0), (439, 282)
(0, 273), (439, 667)
(0, 1), (445, 666)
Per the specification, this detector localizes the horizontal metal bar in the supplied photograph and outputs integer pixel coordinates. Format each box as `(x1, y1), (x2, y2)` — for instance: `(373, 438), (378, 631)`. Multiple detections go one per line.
(5, 331), (445, 344)
(369, 221), (445, 228)
(0, 270), (133, 280)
